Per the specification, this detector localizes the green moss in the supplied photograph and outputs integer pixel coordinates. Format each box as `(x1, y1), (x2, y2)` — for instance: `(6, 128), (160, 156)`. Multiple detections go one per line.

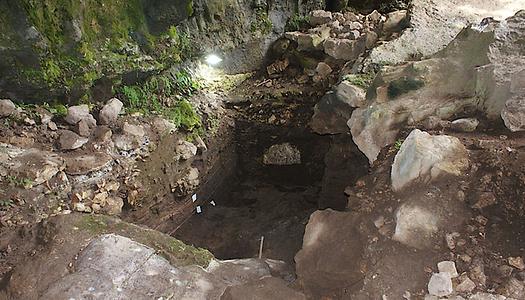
(75, 215), (213, 268)
(387, 77), (425, 98)
(285, 14), (310, 31)
(343, 73), (375, 89)
(250, 7), (272, 35)
(120, 71), (202, 132)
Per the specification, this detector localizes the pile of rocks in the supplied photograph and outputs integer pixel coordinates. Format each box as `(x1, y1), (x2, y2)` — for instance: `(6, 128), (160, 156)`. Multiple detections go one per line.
(0, 96), (201, 225)
(284, 9), (408, 61)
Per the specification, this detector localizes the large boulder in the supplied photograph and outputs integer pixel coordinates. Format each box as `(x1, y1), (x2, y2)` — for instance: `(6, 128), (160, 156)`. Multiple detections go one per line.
(295, 209), (365, 296)
(391, 129), (469, 191)
(501, 93), (525, 132)
(363, 0), (522, 68)
(0, 99), (16, 117)
(348, 58), (477, 164)
(221, 277), (306, 300)
(6, 214), (297, 300)
(0, 143), (66, 186)
(310, 92), (354, 135)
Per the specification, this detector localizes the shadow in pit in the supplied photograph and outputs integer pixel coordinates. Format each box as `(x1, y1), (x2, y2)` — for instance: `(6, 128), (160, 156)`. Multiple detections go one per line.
(174, 120), (368, 264)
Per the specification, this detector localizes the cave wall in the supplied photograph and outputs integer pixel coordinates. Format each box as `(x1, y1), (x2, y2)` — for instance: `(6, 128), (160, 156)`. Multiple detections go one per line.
(0, 0), (325, 104)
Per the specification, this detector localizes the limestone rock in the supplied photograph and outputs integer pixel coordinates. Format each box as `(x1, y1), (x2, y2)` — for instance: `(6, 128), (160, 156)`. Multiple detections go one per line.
(336, 80), (366, 108)
(122, 122), (145, 137)
(59, 130), (89, 150)
(0, 99), (16, 118)
(103, 196), (124, 216)
(99, 98), (123, 125)
(63, 153), (113, 175)
(456, 275), (476, 293)
(501, 95), (525, 132)
(75, 118), (95, 137)
(469, 292), (508, 300)
(438, 261), (458, 278)
(323, 38), (365, 61)
(393, 203), (439, 249)
(309, 10), (332, 26)
(174, 140), (198, 161)
(383, 10), (408, 33)
(5, 146), (66, 186)
(391, 129), (469, 191)
(285, 29), (329, 51)
(263, 143), (301, 165)
(451, 118), (480, 132)
(310, 92), (354, 135)
(221, 277), (306, 300)
(152, 117), (177, 135)
(312, 62), (332, 83)
(295, 209), (364, 294)
(64, 105), (91, 125)
(428, 272), (453, 297)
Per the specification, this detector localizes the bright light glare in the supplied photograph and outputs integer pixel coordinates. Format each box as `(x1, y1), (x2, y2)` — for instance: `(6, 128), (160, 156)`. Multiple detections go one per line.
(205, 54), (223, 66)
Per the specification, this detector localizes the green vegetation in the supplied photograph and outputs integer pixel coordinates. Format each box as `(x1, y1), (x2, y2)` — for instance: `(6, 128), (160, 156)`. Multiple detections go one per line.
(387, 77), (425, 98)
(76, 215), (213, 268)
(42, 102), (68, 117)
(6, 175), (34, 189)
(6, 0), (196, 102)
(120, 71), (202, 132)
(285, 14), (310, 31)
(250, 7), (273, 35)
(343, 73), (375, 89)
(394, 139), (404, 150)
(0, 199), (15, 209)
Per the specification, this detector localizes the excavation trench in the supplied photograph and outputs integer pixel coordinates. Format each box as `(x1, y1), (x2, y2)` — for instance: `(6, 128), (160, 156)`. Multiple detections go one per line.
(173, 105), (368, 264)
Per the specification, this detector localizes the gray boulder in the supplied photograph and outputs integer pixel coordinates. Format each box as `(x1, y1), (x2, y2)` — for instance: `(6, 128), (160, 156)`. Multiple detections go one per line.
(0, 99), (16, 117)
(59, 130), (89, 150)
(221, 277), (306, 300)
(295, 209), (364, 295)
(391, 129), (469, 191)
(383, 10), (408, 33)
(310, 91), (355, 135)
(323, 37), (365, 61)
(451, 118), (480, 132)
(65, 105), (94, 125)
(501, 94), (525, 132)
(428, 272), (453, 297)
(99, 98), (123, 125)
(309, 10), (332, 26)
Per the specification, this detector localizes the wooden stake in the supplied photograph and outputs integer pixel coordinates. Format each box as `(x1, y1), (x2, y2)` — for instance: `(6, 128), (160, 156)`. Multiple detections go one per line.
(258, 236), (264, 259)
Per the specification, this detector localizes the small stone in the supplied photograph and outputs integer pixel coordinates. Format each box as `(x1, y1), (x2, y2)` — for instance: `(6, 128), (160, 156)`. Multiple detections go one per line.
(99, 98), (123, 125)
(460, 254), (472, 263)
(59, 130), (89, 150)
(23, 117), (36, 126)
(455, 275), (476, 293)
(0, 99), (16, 118)
(122, 122), (145, 137)
(446, 233), (460, 250)
(309, 10), (332, 26)
(263, 143), (301, 165)
(312, 62), (332, 83)
(383, 10), (408, 32)
(451, 118), (480, 132)
(508, 257), (525, 270)
(374, 216), (385, 228)
(475, 215), (488, 225)
(438, 261), (458, 278)
(428, 272), (453, 297)
(48, 121), (58, 131)
(64, 105), (90, 125)
(75, 118), (94, 137)
(472, 192), (497, 209)
(174, 140), (197, 161)
(497, 277), (525, 298)
(103, 196), (123, 215)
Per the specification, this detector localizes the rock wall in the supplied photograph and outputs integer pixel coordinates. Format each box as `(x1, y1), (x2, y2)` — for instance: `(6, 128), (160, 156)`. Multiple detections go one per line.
(0, 0), (325, 103)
